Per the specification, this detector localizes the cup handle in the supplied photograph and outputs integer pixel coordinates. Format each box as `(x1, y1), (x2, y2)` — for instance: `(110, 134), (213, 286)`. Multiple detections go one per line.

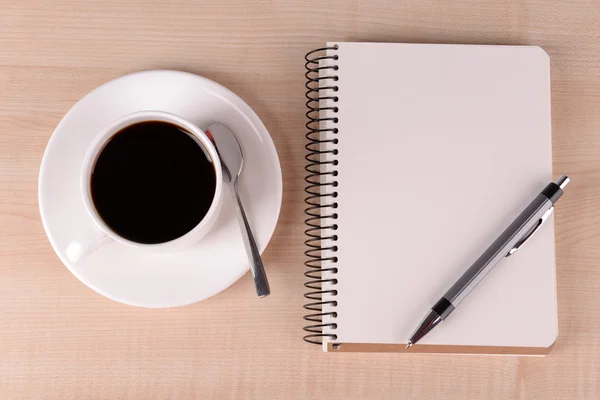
(66, 228), (113, 265)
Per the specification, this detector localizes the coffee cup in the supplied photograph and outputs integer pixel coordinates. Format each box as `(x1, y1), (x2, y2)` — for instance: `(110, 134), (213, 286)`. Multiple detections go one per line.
(66, 110), (223, 264)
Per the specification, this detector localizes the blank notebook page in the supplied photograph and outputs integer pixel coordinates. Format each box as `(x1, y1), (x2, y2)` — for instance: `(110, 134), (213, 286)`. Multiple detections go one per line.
(321, 43), (557, 349)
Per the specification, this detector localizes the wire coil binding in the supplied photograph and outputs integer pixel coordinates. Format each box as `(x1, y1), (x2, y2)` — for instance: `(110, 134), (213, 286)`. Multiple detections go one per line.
(303, 46), (340, 345)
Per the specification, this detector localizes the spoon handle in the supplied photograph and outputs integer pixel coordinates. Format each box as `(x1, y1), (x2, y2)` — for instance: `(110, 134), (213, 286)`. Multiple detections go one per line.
(231, 182), (271, 297)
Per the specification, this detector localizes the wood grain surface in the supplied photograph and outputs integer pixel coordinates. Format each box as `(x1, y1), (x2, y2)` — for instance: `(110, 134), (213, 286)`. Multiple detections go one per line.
(1, 0), (599, 399)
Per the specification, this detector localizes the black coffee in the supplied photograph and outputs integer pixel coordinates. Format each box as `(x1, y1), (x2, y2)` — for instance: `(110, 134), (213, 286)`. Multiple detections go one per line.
(91, 121), (216, 244)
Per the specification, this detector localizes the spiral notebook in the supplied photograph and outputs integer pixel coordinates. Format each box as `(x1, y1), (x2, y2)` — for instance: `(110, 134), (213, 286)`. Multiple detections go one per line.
(303, 42), (558, 355)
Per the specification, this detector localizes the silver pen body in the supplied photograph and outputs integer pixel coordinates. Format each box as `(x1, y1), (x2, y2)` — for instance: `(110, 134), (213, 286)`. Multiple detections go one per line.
(406, 176), (570, 348)
(443, 193), (552, 307)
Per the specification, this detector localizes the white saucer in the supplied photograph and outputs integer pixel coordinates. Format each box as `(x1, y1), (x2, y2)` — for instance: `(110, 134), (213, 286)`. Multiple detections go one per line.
(39, 70), (282, 307)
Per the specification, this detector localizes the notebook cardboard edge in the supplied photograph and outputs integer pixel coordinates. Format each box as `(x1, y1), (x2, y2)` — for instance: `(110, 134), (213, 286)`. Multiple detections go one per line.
(326, 341), (557, 356)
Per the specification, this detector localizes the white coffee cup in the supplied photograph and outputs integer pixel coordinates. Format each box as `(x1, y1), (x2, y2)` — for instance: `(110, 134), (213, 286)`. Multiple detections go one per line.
(66, 111), (223, 264)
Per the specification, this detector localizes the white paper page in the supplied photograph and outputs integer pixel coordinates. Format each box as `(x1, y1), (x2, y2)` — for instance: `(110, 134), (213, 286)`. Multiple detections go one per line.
(321, 42), (557, 349)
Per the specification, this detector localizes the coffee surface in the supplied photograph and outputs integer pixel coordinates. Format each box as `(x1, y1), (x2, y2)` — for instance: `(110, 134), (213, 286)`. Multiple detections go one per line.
(91, 121), (216, 244)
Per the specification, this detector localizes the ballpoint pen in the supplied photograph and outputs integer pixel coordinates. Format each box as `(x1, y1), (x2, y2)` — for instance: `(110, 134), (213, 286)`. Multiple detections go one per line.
(406, 175), (570, 349)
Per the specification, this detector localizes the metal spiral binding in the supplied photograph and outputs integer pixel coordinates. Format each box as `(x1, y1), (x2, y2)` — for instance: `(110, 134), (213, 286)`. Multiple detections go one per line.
(303, 46), (340, 345)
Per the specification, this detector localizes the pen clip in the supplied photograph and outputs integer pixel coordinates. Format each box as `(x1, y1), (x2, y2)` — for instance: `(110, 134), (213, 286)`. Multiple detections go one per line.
(506, 207), (554, 257)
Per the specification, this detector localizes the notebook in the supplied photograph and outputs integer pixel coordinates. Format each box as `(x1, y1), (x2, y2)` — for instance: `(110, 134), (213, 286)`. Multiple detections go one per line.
(303, 42), (557, 355)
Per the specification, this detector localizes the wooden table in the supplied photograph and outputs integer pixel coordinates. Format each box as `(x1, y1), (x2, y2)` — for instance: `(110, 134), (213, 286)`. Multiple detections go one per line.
(1, 0), (599, 398)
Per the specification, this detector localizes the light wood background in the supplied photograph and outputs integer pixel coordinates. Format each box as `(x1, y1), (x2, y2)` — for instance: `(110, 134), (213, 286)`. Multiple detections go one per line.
(1, 0), (599, 399)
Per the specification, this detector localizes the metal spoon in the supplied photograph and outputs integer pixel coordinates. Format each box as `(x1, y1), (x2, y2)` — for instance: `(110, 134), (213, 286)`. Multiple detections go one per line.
(206, 123), (271, 297)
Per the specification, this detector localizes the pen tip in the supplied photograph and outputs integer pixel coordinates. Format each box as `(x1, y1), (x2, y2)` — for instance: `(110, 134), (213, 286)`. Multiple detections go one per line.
(405, 341), (413, 350)
(557, 175), (570, 190)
